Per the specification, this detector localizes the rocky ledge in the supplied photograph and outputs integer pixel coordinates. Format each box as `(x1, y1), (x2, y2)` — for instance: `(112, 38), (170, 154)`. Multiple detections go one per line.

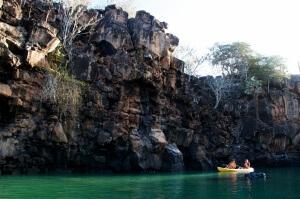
(0, 0), (299, 174)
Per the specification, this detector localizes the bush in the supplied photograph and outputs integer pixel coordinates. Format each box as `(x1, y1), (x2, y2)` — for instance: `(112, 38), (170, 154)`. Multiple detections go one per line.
(41, 43), (84, 120)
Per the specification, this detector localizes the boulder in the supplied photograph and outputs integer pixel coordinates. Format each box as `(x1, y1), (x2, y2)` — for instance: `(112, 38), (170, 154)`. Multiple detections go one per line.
(51, 122), (68, 143)
(293, 133), (300, 145)
(89, 5), (133, 51)
(170, 57), (184, 72)
(245, 172), (266, 179)
(129, 130), (144, 153)
(0, 83), (12, 97)
(0, 42), (21, 67)
(162, 144), (184, 172)
(0, 138), (18, 158)
(177, 128), (193, 147)
(149, 129), (167, 152)
(72, 54), (99, 81)
(0, 22), (26, 50)
(25, 22), (59, 68)
(1, 0), (22, 25)
(97, 130), (112, 145)
(128, 10), (178, 59)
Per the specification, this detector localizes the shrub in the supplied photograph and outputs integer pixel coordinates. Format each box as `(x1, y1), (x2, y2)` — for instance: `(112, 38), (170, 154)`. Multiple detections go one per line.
(41, 43), (84, 120)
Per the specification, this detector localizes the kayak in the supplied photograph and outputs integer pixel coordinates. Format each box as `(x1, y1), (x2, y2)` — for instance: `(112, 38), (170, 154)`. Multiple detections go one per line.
(217, 167), (254, 172)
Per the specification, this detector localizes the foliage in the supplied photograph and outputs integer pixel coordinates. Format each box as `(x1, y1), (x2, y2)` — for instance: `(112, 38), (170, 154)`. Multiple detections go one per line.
(245, 76), (262, 95)
(205, 76), (233, 109)
(248, 55), (288, 88)
(136, 48), (143, 61)
(208, 42), (252, 78)
(48, 43), (66, 69)
(207, 42), (289, 89)
(41, 43), (84, 120)
(41, 69), (84, 120)
(36, 0), (96, 120)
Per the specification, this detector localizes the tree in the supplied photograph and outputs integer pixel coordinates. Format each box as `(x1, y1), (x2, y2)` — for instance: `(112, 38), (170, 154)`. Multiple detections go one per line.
(248, 55), (288, 92)
(205, 76), (233, 109)
(207, 42), (289, 90)
(208, 42), (252, 79)
(173, 44), (207, 76)
(245, 76), (262, 120)
(58, 0), (99, 64)
(39, 0), (95, 120)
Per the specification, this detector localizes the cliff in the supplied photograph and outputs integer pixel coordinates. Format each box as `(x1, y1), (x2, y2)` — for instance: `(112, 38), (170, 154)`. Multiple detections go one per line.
(0, 0), (299, 174)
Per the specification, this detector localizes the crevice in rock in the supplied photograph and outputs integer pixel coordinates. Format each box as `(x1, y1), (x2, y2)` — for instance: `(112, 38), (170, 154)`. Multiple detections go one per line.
(0, 98), (15, 128)
(94, 40), (117, 57)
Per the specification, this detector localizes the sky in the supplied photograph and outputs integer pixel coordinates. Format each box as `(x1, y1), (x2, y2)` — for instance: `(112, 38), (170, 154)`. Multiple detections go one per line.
(92, 0), (300, 75)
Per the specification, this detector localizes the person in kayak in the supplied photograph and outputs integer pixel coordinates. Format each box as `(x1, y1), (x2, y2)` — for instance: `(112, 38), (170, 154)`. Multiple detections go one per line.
(226, 159), (237, 169)
(244, 159), (250, 168)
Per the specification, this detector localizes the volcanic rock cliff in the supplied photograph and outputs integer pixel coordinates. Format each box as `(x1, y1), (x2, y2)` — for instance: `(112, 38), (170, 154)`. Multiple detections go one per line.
(0, 0), (299, 174)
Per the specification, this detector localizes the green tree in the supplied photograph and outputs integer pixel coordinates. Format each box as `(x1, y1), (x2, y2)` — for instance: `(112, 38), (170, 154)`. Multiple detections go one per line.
(248, 55), (288, 92)
(208, 42), (252, 79)
(207, 42), (288, 90)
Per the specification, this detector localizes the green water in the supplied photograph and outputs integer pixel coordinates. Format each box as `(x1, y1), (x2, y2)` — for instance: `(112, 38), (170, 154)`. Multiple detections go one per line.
(0, 167), (299, 199)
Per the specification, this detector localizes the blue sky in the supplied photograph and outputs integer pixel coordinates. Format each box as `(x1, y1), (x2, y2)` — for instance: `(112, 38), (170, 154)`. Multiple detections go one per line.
(92, 0), (300, 75)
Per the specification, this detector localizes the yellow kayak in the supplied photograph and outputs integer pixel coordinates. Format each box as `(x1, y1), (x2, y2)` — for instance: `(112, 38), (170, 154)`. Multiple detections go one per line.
(217, 167), (254, 172)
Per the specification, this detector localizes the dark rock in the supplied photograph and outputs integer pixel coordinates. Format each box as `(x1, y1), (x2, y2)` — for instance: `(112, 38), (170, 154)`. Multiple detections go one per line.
(245, 172), (266, 179)
(25, 21), (60, 68)
(240, 116), (257, 139)
(51, 122), (68, 143)
(177, 128), (193, 147)
(97, 130), (112, 145)
(1, 0), (22, 25)
(73, 54), (99, 81)
(0, 42), (21, 67)
(162, 144), (184, 172)
(89, 6), (133, 51)
(170, 57), (184, 72)
(0, 0), (299, 175)
(128, 10), (178, 59)
(0, 83), (12, 97)
(149, 129), (167, 152)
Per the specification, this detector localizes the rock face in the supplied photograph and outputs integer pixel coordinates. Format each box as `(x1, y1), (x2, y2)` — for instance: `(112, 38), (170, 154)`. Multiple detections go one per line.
(0, 0), (299, 174)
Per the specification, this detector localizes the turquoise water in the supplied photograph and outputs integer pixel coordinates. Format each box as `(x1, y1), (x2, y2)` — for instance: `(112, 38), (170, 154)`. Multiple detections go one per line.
(0, 167), (299, 199)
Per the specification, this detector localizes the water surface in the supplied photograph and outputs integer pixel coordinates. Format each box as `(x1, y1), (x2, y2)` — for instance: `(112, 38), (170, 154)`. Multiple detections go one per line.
(0, 167), (299, 199)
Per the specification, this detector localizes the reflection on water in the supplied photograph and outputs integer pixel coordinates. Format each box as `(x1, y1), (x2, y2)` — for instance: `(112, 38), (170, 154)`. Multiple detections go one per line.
(218, 172), (238, 193)
(0, 167), (299, 199)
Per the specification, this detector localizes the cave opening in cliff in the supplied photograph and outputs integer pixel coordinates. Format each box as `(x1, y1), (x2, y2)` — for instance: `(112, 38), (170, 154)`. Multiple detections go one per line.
(0, 98), (15, 127)
(95, 40), (117, 57)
